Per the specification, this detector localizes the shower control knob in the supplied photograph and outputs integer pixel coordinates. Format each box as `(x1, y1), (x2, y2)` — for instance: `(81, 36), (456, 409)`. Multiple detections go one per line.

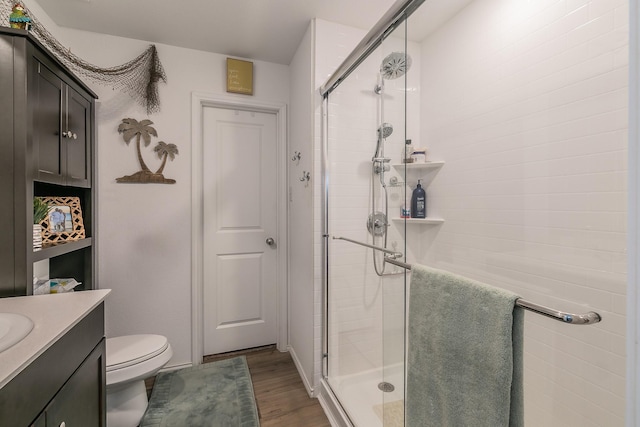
(266, 237), (275, 246)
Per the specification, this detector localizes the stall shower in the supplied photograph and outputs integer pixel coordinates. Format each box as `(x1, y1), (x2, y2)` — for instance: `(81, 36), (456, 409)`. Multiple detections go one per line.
(321, 0), (628, 426)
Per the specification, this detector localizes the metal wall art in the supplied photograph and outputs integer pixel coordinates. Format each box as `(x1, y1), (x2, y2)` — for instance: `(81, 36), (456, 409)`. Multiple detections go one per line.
(116, 118), (179, 184)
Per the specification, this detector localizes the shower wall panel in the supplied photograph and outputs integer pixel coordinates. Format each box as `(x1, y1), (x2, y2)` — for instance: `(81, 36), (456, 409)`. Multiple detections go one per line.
(417, 0), (627, 425)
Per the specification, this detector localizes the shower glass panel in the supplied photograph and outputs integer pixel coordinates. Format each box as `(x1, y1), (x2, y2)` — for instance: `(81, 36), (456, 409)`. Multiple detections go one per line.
(325, 20), (410, 427)
(324, 0), (627, 425)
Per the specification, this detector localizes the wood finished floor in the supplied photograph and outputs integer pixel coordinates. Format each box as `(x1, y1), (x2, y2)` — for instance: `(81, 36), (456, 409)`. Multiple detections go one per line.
(145, 345), (330, 427)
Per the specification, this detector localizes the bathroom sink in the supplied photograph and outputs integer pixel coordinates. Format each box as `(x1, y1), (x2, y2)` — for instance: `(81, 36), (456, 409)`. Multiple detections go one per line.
(0, 313), (34, 353)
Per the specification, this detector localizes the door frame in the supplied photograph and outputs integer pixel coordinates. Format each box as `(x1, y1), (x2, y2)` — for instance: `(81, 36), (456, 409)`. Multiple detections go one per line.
(191, 91), (288, 365)
(629, 1), (639, 424)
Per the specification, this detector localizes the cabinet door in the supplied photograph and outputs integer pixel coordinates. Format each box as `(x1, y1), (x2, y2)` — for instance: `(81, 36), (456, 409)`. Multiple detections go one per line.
(65, 87), (91, 187)
(30, 412), (45, 427)
(32, 61), (64, 185)
(45, 339), (105, 427)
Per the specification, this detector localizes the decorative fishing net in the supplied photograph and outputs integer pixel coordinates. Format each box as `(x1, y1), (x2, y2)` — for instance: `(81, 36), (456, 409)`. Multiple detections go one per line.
(1, 1), (166, 114)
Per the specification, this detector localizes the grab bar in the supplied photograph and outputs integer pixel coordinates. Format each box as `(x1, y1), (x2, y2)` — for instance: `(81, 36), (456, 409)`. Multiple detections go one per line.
(332, 236), (403, 258)
(383, 257), (601, 325)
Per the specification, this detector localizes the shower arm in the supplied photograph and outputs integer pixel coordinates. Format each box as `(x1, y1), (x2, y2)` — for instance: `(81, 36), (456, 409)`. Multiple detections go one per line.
(332, 236), (403, 259)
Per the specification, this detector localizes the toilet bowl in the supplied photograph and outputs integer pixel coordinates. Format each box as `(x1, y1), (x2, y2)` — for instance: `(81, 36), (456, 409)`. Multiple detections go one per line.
(106, 334), (173, 427)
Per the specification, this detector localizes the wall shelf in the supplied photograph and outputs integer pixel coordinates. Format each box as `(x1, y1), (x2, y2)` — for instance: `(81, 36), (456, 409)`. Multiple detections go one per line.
(391, 161), (445, 225)
(392, 218), (444, 225)
(32, 238), (93, 262)
(391, 161), (445, 172)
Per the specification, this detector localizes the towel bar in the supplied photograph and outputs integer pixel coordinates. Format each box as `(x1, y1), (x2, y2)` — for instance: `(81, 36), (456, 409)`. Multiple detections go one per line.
(383, 257), (601, 325)
(331, 236), (601, 325)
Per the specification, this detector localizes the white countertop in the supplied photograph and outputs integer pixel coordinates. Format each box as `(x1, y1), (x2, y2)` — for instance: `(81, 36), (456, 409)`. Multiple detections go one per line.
(0, 289), (110, 388)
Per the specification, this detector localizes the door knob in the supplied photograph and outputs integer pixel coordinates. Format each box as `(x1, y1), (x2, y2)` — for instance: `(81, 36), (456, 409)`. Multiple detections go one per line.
(266, 237), (275, 246)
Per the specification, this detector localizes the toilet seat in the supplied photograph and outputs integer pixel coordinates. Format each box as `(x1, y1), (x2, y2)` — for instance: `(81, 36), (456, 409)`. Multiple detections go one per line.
(106, 334), (172, 387)
(107, 334), (169, 371)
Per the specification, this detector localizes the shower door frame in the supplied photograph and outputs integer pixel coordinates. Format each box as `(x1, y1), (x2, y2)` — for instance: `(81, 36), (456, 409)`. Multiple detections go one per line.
(319, 0), (424, 378)
(319, 3), (419, 425)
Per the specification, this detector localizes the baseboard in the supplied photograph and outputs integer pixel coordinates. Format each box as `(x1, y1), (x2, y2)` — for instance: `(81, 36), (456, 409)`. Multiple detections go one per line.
(318, 379), (353, 427)
(288, 345), (315, 397)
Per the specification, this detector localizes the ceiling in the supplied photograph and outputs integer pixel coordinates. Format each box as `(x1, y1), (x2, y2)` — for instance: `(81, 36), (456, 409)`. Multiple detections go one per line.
(33, 0), (473, 65)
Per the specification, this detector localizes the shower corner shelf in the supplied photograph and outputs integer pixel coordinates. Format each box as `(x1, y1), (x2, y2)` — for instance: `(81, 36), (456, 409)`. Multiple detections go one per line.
(391, 161), (445, 171)
(392, 217), (445, 225)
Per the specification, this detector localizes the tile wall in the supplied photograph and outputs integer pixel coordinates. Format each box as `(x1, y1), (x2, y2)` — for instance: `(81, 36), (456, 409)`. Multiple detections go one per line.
(417, 0), (628, 425)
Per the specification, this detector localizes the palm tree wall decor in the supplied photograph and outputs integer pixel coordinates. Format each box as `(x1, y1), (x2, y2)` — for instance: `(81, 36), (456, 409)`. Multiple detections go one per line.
(116, 118), (179, 184)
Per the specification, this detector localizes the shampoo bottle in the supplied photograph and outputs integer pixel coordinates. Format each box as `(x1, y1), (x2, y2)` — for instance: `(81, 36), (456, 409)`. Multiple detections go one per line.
(411, 179), (426, 218)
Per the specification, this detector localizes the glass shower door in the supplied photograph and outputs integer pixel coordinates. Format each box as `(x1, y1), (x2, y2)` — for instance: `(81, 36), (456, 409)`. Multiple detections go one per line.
(325, 21), (410, 427)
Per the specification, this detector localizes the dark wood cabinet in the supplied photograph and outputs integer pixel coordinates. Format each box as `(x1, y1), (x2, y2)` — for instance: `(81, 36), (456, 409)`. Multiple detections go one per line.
(0, 303), (106, 427)
(0, 26), (97, 297)
(41, 340), (105, 427)
(29, 340), (105, 427)
(33, 60), (91, 187)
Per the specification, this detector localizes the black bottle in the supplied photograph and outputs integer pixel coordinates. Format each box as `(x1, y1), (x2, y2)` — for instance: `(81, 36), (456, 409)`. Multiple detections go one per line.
(411, 179), (426, 218)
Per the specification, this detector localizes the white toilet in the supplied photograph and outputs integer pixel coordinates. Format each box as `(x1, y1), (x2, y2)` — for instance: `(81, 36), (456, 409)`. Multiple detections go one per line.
(106, 334), (173, 427)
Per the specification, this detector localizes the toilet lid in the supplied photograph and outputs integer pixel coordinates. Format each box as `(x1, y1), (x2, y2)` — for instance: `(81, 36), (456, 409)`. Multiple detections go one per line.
(106, 334), (169, 372)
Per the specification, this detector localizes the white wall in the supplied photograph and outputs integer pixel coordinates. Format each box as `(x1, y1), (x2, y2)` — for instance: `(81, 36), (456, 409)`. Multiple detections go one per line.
(419, 0), (627, 425)
(288, 22), (316, 393)
(27, 0), (290, 367)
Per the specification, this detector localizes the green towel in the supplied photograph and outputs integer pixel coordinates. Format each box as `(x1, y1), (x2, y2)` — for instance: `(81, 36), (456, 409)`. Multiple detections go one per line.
(406, 265), (524, 427)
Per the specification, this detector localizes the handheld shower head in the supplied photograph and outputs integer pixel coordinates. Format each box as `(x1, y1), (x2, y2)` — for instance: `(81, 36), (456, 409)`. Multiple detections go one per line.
(373, 123), (393, 160)
(378, 123), (393, 139)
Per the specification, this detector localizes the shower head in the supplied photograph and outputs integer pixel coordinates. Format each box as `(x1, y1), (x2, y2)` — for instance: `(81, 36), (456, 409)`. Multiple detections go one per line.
(378, 123), (393, 139)
(380, 52), (412, 80)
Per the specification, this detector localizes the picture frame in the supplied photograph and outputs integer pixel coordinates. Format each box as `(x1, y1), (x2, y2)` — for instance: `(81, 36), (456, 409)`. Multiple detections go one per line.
(37, 196), (85, 245)
(226, 58), (253, 95)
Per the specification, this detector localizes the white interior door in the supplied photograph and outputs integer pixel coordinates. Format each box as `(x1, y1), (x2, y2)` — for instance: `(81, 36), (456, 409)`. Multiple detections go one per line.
(202, 107), (278, 355)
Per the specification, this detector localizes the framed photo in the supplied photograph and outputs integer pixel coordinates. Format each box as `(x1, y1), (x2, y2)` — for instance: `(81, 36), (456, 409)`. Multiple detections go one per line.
(37, 196), (85, 245)
(226, 58), (253, 95)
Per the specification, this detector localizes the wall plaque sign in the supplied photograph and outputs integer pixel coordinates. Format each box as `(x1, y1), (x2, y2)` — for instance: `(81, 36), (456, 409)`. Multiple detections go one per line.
(226, 58), (253, 95)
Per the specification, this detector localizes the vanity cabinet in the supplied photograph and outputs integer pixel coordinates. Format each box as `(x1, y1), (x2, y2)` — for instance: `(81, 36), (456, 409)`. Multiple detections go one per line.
(30, 340), (104, 427)
(0, 26), (97, 297)
(0, 303), (106, 427)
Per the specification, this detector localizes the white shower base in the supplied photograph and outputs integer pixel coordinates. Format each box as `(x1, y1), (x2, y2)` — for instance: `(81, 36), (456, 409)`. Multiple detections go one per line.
(328, 363), (405, 427)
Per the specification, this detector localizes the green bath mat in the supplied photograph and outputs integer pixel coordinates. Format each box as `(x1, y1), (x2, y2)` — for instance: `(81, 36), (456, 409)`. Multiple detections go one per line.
(141, 356), (260, 427)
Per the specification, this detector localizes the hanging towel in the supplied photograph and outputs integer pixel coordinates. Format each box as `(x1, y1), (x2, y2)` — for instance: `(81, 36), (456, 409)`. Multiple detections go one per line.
(406, 265), (524, 427)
